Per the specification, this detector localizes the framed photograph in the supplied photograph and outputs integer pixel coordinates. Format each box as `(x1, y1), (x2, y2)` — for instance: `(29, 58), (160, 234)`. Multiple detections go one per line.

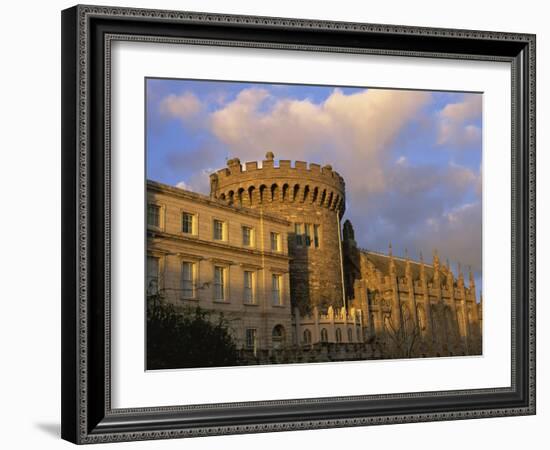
(61, 4), (536, 444)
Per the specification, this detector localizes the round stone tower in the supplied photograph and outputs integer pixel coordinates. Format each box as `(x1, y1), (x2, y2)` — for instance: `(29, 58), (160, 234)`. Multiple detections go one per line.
(210, 152), (346, 313)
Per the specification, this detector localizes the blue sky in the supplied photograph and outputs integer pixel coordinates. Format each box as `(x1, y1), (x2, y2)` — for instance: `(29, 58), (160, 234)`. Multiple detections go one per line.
(146, 78), (483, 294)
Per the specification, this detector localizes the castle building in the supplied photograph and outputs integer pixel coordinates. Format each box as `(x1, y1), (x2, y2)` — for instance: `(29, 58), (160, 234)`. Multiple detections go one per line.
(147, 181), (292, 354)
(210, 151), (346, 313)
(342, 222), (482, 358)
(147, 153), (482, 362)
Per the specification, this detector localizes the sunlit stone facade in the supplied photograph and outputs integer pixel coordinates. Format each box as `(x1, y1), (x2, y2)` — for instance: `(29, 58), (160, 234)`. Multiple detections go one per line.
(147, 153), (482, 361)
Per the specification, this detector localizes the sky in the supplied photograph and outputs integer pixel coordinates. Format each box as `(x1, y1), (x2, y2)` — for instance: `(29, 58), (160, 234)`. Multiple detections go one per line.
(146, 78), (483, 294)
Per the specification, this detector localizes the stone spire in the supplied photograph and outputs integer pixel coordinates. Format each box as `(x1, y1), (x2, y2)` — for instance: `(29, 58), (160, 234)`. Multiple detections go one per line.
(458, 262), (465, 289)
(433, 249), (440, 283)
(405, 248), (412, 279)
(388, 242), (396, 275)
(419, 251), (426, 282)
(447, 260), (454, 286)
(469, 265), (476, 289)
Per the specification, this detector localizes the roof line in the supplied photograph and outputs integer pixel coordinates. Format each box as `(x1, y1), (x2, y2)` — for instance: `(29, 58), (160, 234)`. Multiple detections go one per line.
(147, 179), (291, 225)
(360, 248), (435, 268)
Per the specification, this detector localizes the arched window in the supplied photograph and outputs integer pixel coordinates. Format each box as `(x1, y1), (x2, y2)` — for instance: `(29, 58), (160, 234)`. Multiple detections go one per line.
(293, 184), (300, 201)
(248, 186), (255, 206)
(347, 328), (353, 342)
(456, 310), (465, 336)
(320, 328), (328, 343)
(327, 191), (334, 208)
(282, 184), (289, 202)
(302, 185), (310, 203)
(467, 309), (475, 337)
(303, 329), (312, 344)
(259, 185), (267, 203)
(272, 325), (285, 349)
(311, 187), (319, 204)
(335, 328), (342, 343)
(332, 194), (340, 211)
(270, 184), (278, 202)
(320, 189), (327, 206)
(237, 188), (245, 205)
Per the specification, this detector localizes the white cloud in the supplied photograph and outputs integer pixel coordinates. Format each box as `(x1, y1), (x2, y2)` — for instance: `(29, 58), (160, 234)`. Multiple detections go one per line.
(416, 201), (482, 271)
(207, 88), (481, 271)
(440, 94), (482, 122)
(437, 94), (482, 148)
(176, 168), (215, 195)
(210, 87), (431, 194)
(175, 180), (190, 190)
(160, 92), (203, 122)
(162, 86), (482, 273)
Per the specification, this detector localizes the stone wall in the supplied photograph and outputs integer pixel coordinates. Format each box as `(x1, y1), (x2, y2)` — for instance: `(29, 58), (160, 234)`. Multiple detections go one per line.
(210, 152), (346, 313)
(343, 221), (483, 358)
(147, 181), (293, 351)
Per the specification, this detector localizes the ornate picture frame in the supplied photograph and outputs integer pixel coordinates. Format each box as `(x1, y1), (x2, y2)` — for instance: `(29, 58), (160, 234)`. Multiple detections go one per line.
(61, 4), (536, 444)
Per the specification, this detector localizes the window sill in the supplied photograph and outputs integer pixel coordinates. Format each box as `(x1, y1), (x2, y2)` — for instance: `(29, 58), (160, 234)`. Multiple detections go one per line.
(213, 299), (230, 304)
(181, 297), (199, 302)
(271, 304), (286, 308)
(244, 302), (259, 307)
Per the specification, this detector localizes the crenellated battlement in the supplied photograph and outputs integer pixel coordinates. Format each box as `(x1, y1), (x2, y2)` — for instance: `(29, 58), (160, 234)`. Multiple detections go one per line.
(207, 151), (347, 312)
(210, 152), (346, 215)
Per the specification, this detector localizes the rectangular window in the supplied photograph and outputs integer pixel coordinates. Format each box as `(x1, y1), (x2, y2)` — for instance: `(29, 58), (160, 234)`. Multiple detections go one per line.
(245, 328), (257, 353)
(314, 224), (320, 248)
(270, 232), (280, 252)
(147, 204), (160, 228)
(146, 256), (159, 295)
(242, 226), (253, 247)
(243, 271), (254, 303)
(304, 223), (312, 247)
(182, 212), (194, 234)
(181, 261), (195, 299)
(295, 223), (303, 246)
(213, 219), (225, 241)
(272, 274), (282, 305)
(214, 266), (226, 301)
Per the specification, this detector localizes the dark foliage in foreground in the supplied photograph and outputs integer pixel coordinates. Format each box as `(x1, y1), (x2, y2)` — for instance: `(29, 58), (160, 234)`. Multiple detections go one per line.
(147, 298), (239, 369)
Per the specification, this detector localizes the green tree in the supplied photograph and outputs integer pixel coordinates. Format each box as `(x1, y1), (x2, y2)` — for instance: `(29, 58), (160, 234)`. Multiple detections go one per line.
(147, 296), (239, 369)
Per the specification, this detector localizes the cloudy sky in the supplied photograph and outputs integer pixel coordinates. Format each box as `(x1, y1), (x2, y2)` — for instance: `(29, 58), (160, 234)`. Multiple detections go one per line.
(146, 78), (482, 292)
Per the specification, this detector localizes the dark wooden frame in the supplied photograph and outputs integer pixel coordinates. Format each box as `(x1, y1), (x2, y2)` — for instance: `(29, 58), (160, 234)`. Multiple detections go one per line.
(61, 4), (536, 444)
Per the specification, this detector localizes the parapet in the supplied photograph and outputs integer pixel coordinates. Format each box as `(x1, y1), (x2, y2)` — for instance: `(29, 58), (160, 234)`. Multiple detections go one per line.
(211, 152), (345, 193)
(209, 152), (346, 214)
